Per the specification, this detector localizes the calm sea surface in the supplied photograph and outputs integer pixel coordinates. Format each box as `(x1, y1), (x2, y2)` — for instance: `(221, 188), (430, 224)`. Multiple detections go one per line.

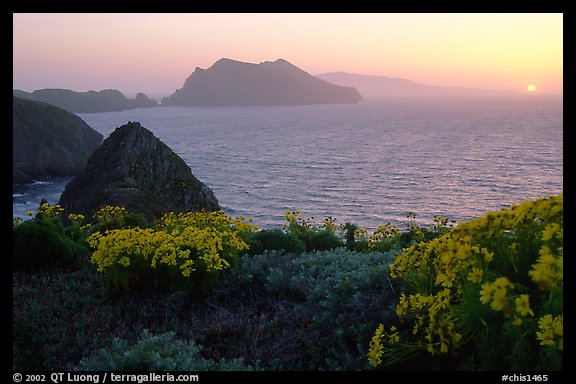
(13, 97), (563, 231)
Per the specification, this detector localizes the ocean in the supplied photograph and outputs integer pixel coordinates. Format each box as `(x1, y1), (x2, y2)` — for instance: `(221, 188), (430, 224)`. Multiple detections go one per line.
(13, 97), (563, 232)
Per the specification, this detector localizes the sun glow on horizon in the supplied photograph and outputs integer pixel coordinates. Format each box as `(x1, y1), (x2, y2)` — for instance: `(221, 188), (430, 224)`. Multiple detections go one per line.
(12, 13), (563, 95)
(527, 85), (537, 92)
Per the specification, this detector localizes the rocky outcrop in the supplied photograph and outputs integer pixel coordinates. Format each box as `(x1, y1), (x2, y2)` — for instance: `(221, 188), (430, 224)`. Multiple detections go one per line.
(13, 88), (159, 113)
(13, 96), (103, 183)
(132, 92), (159, 108)
(162, 58), (363, 106)
(58, 121), (220, 220)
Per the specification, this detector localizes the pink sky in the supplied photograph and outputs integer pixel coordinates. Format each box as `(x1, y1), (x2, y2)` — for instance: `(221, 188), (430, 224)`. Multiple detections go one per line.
(13, 13), (563, 97)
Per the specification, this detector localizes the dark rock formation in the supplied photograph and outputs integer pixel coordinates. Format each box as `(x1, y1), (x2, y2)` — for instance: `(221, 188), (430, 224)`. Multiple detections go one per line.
(13, 88), (159, 113)
(58, 121), (220, 220)
(162, 58), (363, 106)
(132, 92), (159, 108)
(13, 96), (103, 183)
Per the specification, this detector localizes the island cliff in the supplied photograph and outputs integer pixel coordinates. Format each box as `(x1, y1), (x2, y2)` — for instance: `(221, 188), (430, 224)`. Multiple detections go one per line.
(13, 88), (159, 113)
(13, 96), (103, 183)
(162, 58), (363, 106)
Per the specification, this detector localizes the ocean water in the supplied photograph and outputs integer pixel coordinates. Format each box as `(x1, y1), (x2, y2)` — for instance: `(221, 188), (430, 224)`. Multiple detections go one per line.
(13, 97), (563, 232)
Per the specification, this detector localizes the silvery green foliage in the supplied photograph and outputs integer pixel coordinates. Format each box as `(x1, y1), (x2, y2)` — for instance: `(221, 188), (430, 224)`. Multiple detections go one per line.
(78, 329), (254, 371)
(223, 249), (398, 370)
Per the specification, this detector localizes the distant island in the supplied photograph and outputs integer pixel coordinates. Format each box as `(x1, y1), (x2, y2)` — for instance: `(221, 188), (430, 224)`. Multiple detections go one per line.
(317, 72), (518, 100)
(162, 58), (363, 106)
(13, 88), (158, 113)
(13, 63), (525, 114)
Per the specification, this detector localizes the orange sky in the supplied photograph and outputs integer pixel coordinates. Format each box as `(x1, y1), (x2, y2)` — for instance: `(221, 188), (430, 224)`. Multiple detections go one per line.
(13, 13), (563, 96)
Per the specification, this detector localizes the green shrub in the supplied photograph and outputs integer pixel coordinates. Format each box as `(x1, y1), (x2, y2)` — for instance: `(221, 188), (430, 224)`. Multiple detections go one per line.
(282, 210), (348, 252)
(242, 229), (306, 255)
(347, 238), (370, 252)
(220, 248), (398, 370)
(283, 210), (315, 251)
(310, 230), (344, 251)
(77, 329), (255, 371)
(13, 204), (87, 271)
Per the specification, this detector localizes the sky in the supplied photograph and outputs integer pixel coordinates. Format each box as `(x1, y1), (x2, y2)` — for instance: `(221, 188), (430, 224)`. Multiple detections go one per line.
(13, 13), (563, 97)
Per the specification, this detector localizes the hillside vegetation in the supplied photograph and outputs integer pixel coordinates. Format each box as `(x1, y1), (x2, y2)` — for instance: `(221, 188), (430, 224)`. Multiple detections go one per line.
(13, 194), (562, 371)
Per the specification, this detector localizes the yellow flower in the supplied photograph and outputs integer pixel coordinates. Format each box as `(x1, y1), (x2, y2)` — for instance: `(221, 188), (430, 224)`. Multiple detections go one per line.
(88, 210), (255, 278)
(119, 256), (131, 267)
(553, 315), (563, 336)
(542, 223), (560, 241)
(388, 331), (400, 344)
(514, 294), (534, 317)
(440, 342), (449, 354)
(481, 247), (494, 263)
(529, 262), (557, 291)
(366, 194), (562, 367)
(536, 328), (555, 346)
(68, 213), (85, 226)
(36, 202), (64, 219)
(396, 294), (408, 317)
(435, 272), (455, 288)
(93, 205), (127, 223)
(452, 332), (462, 345)
(538, 314), (554, 329)
(493, 276), (513, 290)
(368, 324), (385, 367)
(490, 288), (508, 311)
(480, 283), (494, 304)
(467, 268), (483, 283)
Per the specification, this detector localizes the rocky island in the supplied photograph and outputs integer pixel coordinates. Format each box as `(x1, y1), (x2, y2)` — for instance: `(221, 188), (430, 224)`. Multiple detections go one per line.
(162, 58), (363, 106)
(13, 88), (158, 113)
(58, 121), (220, 221)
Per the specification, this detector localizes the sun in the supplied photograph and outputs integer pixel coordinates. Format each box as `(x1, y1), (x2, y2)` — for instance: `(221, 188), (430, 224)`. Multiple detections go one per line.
(527, 84), (537, 92)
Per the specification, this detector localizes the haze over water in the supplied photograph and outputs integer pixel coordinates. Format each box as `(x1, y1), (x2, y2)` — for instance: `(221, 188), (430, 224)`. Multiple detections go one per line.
(13, 14), (563, 230)
(13, 13), (563, 96)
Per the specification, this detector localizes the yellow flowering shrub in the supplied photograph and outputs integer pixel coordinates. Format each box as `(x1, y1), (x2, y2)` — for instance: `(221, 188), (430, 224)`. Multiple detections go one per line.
(36, 202), (64, 220)
(282, 210), (344, 251)
(282, 210), (314, 248)
(283, 210), (313, 231)
(369, 194), (563, 370)
(92, 205), (128, 223)
(368, 223), (401, 251)
(536, 314), (562, 349)
(67, 213), (85, 226)
(87, 209), (258, 294)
